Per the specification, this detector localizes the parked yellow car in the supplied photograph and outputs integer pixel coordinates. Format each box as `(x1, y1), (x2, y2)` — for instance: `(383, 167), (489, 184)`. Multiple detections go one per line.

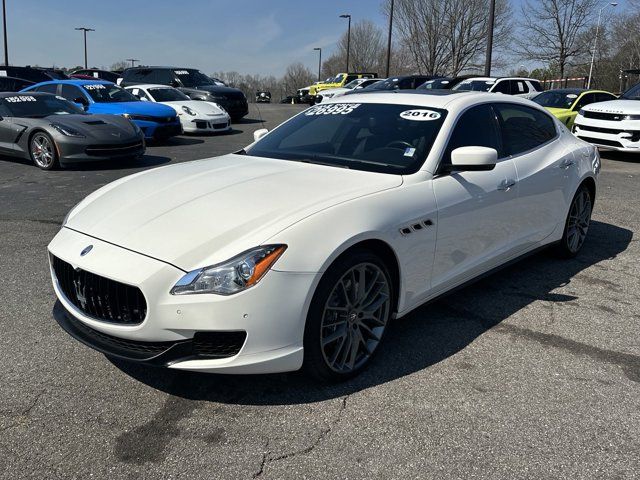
(308, 72), (377, 98)
(532, 88), (617, 128)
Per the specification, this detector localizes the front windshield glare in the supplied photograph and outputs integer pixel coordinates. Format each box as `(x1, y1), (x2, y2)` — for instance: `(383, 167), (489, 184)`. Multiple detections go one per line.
(1, 95), (84, 117)
(532, 91), (578, 109)
(453, 80), (493, 92)
(149, 88), (190, 102)
(83, 84), (138, 103)
(246, 103), (447, 174)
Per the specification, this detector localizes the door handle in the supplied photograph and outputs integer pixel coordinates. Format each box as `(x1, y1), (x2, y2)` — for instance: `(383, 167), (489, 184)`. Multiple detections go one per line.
(498, 178), (517, 191)
(560, 158), (575, 168)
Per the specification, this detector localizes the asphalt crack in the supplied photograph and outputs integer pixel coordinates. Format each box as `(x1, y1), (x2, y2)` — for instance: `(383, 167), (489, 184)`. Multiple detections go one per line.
(0, 390), (45, 432)
(253, 396), (348, 478)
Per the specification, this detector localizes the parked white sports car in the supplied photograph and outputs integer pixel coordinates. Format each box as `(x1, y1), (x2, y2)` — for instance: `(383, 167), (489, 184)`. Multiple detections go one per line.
(125, 84), (231, 134)
(573, 82), (640, 152)
(48, 91), (599, 381)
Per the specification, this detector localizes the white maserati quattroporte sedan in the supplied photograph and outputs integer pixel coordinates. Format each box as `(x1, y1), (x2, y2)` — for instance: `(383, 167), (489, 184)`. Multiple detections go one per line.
(49, 91), (599, 381)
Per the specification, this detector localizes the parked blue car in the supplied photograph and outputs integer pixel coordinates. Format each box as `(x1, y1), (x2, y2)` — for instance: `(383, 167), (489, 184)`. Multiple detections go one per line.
(22, 80), (182, 140)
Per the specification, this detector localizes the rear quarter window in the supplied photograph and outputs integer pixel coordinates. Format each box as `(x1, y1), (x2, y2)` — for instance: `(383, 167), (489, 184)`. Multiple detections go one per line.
(495, 104), (557, 156)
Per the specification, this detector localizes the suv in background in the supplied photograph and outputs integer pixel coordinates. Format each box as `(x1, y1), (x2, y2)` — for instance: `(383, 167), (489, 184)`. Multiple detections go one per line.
(71, 69), (121, 83)
(452, 77), (543, 99)
(344, 75), (435, 95)
(0, 66), (65, 84)
(0, 76), (34, 91)
(308, 72), (377, 99)
(121, 66), (248, 121)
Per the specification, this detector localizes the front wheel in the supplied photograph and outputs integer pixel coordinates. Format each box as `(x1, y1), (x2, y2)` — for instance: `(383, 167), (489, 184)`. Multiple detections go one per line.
(29, 132), (59, 170)
(303, 250), (394, 381)
(557, 184), (592, 257)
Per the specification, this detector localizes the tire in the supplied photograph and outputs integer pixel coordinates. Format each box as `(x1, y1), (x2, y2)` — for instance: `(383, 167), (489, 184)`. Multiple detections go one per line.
(303, 249), (394, 382)
(556, 184), (593, 258)
(29, 132), (59, 170)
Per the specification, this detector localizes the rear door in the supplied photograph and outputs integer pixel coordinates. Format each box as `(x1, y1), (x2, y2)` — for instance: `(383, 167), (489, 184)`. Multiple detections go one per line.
(431, 104), (519, 292)
(0, 101), (17, 153)
(494, 103), (570, 246)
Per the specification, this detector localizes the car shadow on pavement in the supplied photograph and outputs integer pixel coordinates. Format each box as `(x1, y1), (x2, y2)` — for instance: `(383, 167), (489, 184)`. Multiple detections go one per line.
(234, 117), (266, 125)
(600, 151), (640, 163)
(110, 220), (634, 404)
(62, 155), (172, 171)
(149, 137), (205, 147)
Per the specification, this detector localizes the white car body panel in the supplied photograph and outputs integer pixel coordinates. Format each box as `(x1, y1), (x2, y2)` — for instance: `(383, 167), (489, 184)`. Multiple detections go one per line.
(574, 99), (640, 152)
(125, 84), (231, 133)
(48, 91), (598, 374)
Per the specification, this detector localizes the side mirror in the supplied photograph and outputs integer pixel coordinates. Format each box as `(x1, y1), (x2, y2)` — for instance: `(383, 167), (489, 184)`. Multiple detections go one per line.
(448, 146), (497, 172)
(253, 128), (268, 142)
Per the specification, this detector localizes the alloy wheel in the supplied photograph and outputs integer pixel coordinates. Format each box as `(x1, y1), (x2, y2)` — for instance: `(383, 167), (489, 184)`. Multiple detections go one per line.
(320, 262), (391, 373)
(566, 189), (592, 253)
(31, 134), (55, 169)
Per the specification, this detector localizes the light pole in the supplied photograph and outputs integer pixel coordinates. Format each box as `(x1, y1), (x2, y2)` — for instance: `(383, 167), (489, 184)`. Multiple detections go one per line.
(484, 0), (496, 76)
(340, 14), (351, 72)
(75, 27), (94, 69)
(2, 0), (7, 66)
(126, 58), (139, 68)
(313, 47), (322, 82)
(588, 2), (617, 89)
(385, 0), (394, 77)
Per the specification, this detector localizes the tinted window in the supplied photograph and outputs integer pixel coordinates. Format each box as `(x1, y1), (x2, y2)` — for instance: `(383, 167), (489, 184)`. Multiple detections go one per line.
(512, 80), (529, 94)
(60, 84), (84, 102)
(246, 103), (448, 174)
(82, 83), (138, 103)
(453, 80), (493, 92)
(595, 92), (616, 103)
(442, 104), (501, 167)
(574, 93), (596, 110)
(35, 84), (58, 94)
(0, 78), (11, 90)
(495, 104), (557, 156)
(532, 90), (580, 109)
(530, 80), (543, 92)
(621, 83), (640, 100)
(492, 81), (510, 94)
(147, 87), (189, 102)
(0, 94), (83, 117)
(124, 69), (156, 83)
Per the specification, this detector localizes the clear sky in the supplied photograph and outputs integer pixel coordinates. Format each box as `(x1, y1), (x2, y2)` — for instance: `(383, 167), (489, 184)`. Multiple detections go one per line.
(7, 0), (388, 75)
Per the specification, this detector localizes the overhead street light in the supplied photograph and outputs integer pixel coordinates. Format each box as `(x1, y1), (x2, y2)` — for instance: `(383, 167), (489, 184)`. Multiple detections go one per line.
(484, 0), (496, 76)
(126, 58), (139, 68)
(75, 27), (95, 69)
(385, 0), (394, 77)
(339, 14), (351, 72)
(2, 0), (8, 66)
(313, 47), (322, 82)
(587, 2), (618, 89)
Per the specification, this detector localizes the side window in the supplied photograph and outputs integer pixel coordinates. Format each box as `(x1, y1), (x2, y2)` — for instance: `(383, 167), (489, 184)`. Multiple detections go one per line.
(514, 81), (529, 94)
(398, 77), (414, 89)
(529, 80), (543, 92)
(60, 84), (83, 102)
(35, 84), (58, 94)
(154, 69), (173, 85)
(573, 93), (596, 110)
(344, 75), (357, 84)
(442, 104), (502, 167)
(495, 104), (557, 156)
(0, 78), (9, 90)
(132, 89), (151, 101)
(595, 92), (616, 103)
(492, 80), (510, 94)
(126, 69), (155, 83)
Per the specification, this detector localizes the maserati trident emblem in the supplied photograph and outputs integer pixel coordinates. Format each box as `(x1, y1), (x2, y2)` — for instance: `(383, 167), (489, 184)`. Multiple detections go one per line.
(73, 279), (88, 310)
(80, 245), (93, 256)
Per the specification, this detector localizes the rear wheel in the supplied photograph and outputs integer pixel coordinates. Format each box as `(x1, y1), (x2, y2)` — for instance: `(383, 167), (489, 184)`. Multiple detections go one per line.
(29, 132), (59, 170)
(303, 250), (394, 381)
(557, 184), (592, 257)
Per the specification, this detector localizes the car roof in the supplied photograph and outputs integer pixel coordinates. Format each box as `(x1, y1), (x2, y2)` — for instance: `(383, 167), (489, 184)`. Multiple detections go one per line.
(124, 84), (175, 90)
(31, 79), (113, 86)
(540, 88), (586, 94)
(0, 91), (51, 98)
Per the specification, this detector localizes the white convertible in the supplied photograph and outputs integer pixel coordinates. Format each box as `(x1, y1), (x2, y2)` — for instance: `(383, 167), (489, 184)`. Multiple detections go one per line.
(48, 91), (599, 381)
(125, 84), (231, 134)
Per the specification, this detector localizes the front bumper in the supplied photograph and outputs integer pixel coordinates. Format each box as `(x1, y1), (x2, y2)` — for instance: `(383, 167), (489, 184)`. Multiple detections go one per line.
(55, 135), (145, 164)
(574, 118), (640, 152)
(213, 99), (248, 120)
(48, 227), (318, 373)
(132, 119), (183, 140)
(181, 114), (231, 133)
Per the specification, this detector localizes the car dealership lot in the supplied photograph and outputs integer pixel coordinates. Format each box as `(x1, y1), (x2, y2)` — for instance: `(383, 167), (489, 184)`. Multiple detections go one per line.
(0, 104), (638, 479)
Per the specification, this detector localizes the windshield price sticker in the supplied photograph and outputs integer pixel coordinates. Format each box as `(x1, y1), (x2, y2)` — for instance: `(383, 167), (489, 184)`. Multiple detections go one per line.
(567, 94), (578, 99)
(5, 95), (36, 103)
(84, 84), (105, 90)
(305, 103), (361, 116)
(174, 70), (189, 75)
(400, 109), (441, 121)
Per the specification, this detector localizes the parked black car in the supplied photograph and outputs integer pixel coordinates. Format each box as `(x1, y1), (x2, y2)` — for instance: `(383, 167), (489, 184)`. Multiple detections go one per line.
(0, 66), (66, 84)
(71, 69), (121, 83)
(0, 76), (34, 91)
(345, 75), (435, 95)
(121, 66), (249, 121)
(256, 91), (271, 103)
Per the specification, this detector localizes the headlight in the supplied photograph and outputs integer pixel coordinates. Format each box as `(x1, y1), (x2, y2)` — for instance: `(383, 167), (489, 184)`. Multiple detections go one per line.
(50, 123), (85, 138)
(181, 105), (197, 116)
(170, 245), (287, 295)
(623, 114), (640, 120)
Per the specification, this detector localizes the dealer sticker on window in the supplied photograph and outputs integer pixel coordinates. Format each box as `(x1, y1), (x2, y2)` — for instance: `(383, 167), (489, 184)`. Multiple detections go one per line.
(400, 109), (441, 121)
(305, 103), (361, 115)
(4, 95), (36, 103)
(174, 70), (189, 75)
(84, 84), (105, 90)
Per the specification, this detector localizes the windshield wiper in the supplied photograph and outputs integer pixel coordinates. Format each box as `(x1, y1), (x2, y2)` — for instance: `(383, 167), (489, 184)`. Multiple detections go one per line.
(296, 158), (350, 169)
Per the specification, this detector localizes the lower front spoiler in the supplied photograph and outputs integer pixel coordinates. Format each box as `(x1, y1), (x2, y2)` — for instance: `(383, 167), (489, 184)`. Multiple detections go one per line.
(52, 301), (246, 367)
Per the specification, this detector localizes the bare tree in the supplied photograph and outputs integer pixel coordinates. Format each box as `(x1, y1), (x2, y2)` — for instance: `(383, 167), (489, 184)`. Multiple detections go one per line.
(515, 0), (597, 79)
(388, 0), (511, 76)
(110, 60), (129, 71)
(320, 20), (387, 76)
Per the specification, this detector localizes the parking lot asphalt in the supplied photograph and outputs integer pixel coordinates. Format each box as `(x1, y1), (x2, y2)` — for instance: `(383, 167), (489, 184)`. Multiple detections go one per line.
(0, 103), (638, 480)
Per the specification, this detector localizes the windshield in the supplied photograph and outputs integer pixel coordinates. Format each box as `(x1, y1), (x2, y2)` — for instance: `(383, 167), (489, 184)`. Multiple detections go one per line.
(621, 83), (640, 100)
(344, 79), (363, 89)
(174, 69), (215, 87)
(246, 103), (447, 174)
(0, 94), (84, 117)
(453, 80), (494, 92)
(365, 78), (401, 91)
(148, 87), (189, 102)
(532, 91), (579, 109)
(82, 83), (138, 103)
(418, 78), (451, 90)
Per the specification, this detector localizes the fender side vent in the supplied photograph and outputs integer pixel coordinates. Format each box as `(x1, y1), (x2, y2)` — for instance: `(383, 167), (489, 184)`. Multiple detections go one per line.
(400, 227), (412, 236)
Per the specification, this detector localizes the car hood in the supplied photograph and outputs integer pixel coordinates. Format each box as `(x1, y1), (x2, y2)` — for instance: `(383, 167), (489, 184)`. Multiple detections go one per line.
(43, 113), (139, 138)
(582, 99), (640, 114)
(88, 101), (176, 117)
(65, 154), (403, 271)
(161, 100), (227, 116)
(322, 87), (350, 96)
(545, 107), (572, 117)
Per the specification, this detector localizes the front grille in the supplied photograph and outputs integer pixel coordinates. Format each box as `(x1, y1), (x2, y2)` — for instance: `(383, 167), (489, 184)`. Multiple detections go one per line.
(211, 121), (228, 130)
(576, 124), (640, 141)
(52, 255), (147, 325)
(131, 115), (177, 123)
(193, 331), (247, 358)
(582, 111), (624, 121)
(85, 141), (144, 157)
(575, 135), (624, 148)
